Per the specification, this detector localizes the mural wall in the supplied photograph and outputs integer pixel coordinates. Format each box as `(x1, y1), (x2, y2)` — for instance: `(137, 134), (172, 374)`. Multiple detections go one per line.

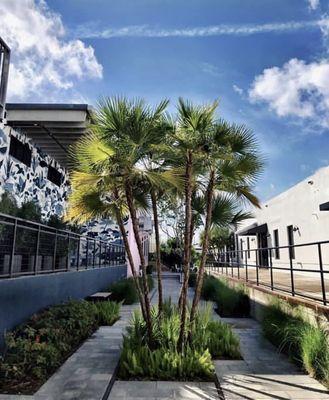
(0, 124), (69, 218)
(0, 123), (121, 243)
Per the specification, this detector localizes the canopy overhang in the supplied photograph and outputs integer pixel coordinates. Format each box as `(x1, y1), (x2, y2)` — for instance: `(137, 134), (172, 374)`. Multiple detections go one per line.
(5, 103), (91, 168)
(238, 223), (268, 236)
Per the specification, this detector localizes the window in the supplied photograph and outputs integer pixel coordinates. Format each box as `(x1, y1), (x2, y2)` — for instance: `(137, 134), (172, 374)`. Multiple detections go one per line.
(47, 165), (63, 187)
(240, 239), (243, 259)
(287, 225), (295, 259)
(273, 229), (280, 259)
(247, 237), (250, 259)
(9, 136), (32, 167)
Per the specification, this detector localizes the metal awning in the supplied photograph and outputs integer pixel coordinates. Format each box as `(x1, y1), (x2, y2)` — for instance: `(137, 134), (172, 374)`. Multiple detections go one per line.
(238, 223), (268, 236)
(5, 103), (91, 168)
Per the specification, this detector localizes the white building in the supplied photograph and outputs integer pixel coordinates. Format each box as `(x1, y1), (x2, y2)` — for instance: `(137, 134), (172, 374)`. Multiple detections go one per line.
(237, 166), (329, 272)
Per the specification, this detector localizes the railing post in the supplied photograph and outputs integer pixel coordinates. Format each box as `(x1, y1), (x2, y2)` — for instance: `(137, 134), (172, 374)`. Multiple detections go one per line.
(93, 239), (96, 268)
(289, 245), (295, 296)
(269, 247), (274, 290)
(86, 239), (89, 269)
(52, 231), (58, 271)
(256, 260), (259, 285)
(34, 225), (41, 274)
(66, 234), (70, 271)
(76, 237), (80, 270)
(317, 243), (327, 306)
(99, 241), (102, 268)
(9, 219), (18, 277)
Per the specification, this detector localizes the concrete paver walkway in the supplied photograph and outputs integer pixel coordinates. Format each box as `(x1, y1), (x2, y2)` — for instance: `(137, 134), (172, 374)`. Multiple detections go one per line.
(110, 381), (219, 400)
(215, 317), (329, 399)
(32, 304), (137, 400)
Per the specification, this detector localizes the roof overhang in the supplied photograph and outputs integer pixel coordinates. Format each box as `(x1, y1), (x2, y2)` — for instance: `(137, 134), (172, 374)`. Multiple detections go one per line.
(238, 223), (268, 236)
(5, 103), (91, 168)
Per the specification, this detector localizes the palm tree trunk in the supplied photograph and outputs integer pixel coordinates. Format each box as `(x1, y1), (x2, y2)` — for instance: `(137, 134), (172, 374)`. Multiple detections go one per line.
(124, 180), (153, 344)
(151, 189), (163, 316)
(189, 169), (215, 324)
(177, 150), (193, 352)
(178, 215), (194, 309)
(113, 203), (147, 320)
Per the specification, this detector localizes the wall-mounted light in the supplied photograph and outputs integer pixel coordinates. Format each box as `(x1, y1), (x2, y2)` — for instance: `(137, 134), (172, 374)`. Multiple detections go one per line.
(308, 180), (314, 185)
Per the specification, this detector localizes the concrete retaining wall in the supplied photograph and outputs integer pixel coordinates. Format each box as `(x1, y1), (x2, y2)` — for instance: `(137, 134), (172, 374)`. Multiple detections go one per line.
(211, 272), (329, 326)
(0, 265), (126, 349)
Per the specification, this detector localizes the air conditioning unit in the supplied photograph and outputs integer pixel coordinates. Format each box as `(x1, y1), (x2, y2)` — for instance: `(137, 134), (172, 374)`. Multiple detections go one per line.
(0, 37), (10, 121)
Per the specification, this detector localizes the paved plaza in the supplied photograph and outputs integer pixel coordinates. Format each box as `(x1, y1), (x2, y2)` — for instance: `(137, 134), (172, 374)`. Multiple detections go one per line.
(1, 274), (328, 400)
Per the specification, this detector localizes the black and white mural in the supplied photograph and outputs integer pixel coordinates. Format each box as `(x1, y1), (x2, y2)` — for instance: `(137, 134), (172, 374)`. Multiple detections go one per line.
(0, 124), (122, 243)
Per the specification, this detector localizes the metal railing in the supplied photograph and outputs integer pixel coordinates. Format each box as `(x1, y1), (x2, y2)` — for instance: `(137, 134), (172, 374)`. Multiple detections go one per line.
(0, 213), (125, 279)
(206, 240), (329, 306)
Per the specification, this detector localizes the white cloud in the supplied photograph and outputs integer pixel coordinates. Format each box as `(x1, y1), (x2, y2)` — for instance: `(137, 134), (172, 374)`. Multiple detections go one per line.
(308, 0), (320, 10)
(249, 58), (329, 128)
(0, 0), (102, 101)
(74, 19), (320, 39)
(233, 84), (244, 96)
(201, 63), (221, 77)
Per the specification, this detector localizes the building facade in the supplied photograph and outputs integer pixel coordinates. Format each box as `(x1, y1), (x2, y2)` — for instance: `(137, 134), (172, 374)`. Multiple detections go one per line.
(237, 166), (329, 271)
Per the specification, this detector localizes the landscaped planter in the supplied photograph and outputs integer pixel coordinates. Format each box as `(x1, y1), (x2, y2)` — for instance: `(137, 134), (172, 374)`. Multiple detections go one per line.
(0, 300), (120, 395)
(118, 301), (242, 382)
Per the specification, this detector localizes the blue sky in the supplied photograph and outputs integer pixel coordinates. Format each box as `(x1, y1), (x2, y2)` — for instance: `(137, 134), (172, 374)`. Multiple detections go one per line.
(1, 0), (329, 202)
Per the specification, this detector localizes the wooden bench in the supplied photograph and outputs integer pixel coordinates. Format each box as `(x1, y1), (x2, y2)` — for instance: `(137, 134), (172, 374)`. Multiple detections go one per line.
(87, 292), (112, 302)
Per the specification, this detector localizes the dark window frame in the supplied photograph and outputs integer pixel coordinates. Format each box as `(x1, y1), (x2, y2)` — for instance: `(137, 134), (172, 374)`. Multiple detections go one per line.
(287, 225), (295, 259)
(9, 136), (32, 167)
(273, 229), (280, 259)
(47, 165), (63, 187)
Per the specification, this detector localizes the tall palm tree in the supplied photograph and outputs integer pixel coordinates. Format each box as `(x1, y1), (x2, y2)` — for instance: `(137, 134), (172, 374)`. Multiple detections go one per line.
(189, 121), (264, 324)
(66, 133), (148, 320)
(174, 98), (218, 352)
(68, 97), (180, 344)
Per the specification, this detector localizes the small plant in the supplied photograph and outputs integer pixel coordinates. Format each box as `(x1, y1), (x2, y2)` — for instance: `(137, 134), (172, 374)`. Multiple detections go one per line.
(118, 300), (240, 380)
(188, 272), (197, 287)
(93, 301), (121, 325)
(109, 276), (154, 304)
(262, 300), (329, 388)
(201, 275), (250, 317)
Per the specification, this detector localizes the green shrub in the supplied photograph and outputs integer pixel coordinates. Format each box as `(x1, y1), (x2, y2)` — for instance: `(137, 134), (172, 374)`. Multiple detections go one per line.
(262, 301), (329, 387)
(201, 275), (250, 317)
(118, 301), (240, 380)
(188, 272), (197, 287)
(109, 276), (154, 305)
(0, 300), (120, 393)
(92, 301), (121, 326)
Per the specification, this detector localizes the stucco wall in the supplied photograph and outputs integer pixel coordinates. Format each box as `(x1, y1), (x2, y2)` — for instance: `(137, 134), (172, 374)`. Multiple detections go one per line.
(0, 265), (126, 349)
(238, 166), (329, 271)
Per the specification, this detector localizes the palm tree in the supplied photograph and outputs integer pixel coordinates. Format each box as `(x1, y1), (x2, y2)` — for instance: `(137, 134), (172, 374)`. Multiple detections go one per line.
(174, 98), (218, 352)
(189, 121), (264, 324)
(66, 133), (148, 320)
(67, 97), (180, 344)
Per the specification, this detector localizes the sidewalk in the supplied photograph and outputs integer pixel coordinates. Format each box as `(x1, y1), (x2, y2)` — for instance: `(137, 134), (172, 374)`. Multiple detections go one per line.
(215, 317), (329, 399)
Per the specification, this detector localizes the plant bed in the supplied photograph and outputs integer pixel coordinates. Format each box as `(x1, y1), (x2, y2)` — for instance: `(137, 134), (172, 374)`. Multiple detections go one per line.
(118, 300), (241, 381)
(109, 275), (154, 304)
(201, 275), (250, 317)
(0, 299), (121, 395)
(262, 299), (329, 388)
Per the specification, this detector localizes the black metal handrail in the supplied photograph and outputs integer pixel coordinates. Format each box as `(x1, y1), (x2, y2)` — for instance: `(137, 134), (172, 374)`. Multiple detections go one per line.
(206, 240), (329, 306)
(0, 213), (125, 279)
